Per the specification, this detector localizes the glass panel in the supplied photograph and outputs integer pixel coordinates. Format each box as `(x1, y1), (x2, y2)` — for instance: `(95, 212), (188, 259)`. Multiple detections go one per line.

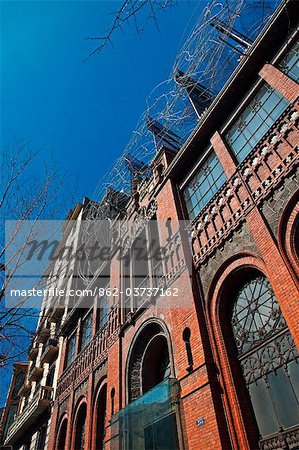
(289, 360), (299, 400)
(254, 122), (269, 143)
(81, 311), (93, 350)
(144, 413), (179, 450)
(270, 97), (290, 121)
(113, 379), (179, 450)
(98, 292), (109, 329)
(184, 152), (226, 220)
(12, 372), (25, 398)
(249, 379), (280, 436)
(226, 83), (289, 162)
(3, 405), (18, 440)
(231, 276), (281, 354)
(268, 368), (299, 428)
(66, 333), (76, 368)
(279, 41), (299, 82)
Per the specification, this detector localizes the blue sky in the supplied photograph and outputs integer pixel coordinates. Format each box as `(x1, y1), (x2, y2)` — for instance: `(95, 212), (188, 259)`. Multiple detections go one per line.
(1, 0), (203, 203)
(0, 0), (280, 407)
(0, 0), (205, 407)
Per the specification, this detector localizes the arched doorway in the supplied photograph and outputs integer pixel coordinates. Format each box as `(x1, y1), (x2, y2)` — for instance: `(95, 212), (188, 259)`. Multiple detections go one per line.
(227, 271), (299, 448)
(125, 321), (179, 450)
(56, 418), (67, 450)
(73, 403), (87, 450)
(95, 385), (107, 450)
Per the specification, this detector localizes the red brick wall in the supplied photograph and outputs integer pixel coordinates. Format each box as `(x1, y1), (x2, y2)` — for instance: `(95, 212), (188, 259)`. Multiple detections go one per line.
(48, 62), (299, 450)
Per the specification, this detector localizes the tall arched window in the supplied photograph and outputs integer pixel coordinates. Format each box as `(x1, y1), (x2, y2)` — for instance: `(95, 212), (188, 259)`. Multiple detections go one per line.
(124, 322), (179, 450)
(128, 323), (170, 402)
(57, 419), (67, 450)
(230, 273), (299, 447)
(95, 385), (107, 450)
(142, 334), (171, 394)
(73, 403), (87, 450)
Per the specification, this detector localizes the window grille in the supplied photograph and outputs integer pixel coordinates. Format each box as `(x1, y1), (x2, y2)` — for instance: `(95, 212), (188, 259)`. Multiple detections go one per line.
(231, 275), (299, 442)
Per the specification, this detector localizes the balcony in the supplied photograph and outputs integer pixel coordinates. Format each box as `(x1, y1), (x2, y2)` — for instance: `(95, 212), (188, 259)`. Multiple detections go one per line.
(35, 326), (50, 344)
(28, 346), (38, 361)
(40, 338), (59, 364)
(5, 386), (53, 445)
(28, 364), (43, 382)
(48, 297), (65, 322)
(18, 383), (31, 398)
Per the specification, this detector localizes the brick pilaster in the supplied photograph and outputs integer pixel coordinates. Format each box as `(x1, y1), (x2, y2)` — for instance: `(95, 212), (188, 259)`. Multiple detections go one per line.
(47, 406), (59, 450)
(84, 373), (94, 450)
(259, 64), (299, 103)
(65, 391), (75, 450)
(211, 131), (237, 179)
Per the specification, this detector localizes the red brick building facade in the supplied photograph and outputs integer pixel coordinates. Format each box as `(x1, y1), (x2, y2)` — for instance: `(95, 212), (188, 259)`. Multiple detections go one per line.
(3, 0), (299, 449)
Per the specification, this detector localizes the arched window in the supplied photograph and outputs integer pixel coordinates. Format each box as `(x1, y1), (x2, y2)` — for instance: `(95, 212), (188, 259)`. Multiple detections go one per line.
(230, 273), (299, 447)
(110, 388), (115, 417)
(73, 403), (87, 450)
(142, 334), (170, 394)
(182, 327), (193, 372)
(95, 385), (107, 450)
(57, 419), (67, 450)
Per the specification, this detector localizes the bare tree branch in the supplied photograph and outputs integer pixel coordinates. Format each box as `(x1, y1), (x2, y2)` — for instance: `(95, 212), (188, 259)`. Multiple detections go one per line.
(0, 140), (68, 366)
(85, 0), (177, 60)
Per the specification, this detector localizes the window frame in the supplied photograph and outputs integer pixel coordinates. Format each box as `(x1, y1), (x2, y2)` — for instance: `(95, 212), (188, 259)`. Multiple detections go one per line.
(225, 82), (289, 163)
(121, 219), (162, 311)
(65, 331), (76, 369)
(97, 286), (110, 331)
(228, 274), (299, 441)
(278, 39), (299, 82)
(80, 308), (93, 351)
(181, 148), (226, 221)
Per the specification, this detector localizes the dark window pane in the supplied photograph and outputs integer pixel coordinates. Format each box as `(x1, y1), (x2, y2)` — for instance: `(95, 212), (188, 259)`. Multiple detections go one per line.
(289, 360), (299, 400)
(268, 368), (299, 428)
(249, 380), (280, 436)
(81, 311), (93, 350)
(98, 289), (109, 330)
(66, 333), (76, 368)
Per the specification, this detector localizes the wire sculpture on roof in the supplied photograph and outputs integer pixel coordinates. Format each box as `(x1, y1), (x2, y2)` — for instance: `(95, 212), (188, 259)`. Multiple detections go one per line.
(90, 0), (279, 209)
(77, 0), (280, 285)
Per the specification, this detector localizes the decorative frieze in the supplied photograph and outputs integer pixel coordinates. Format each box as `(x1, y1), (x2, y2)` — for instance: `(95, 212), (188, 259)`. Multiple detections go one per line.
(56, 307), (120, 402)
(191, 104), (299, 266)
